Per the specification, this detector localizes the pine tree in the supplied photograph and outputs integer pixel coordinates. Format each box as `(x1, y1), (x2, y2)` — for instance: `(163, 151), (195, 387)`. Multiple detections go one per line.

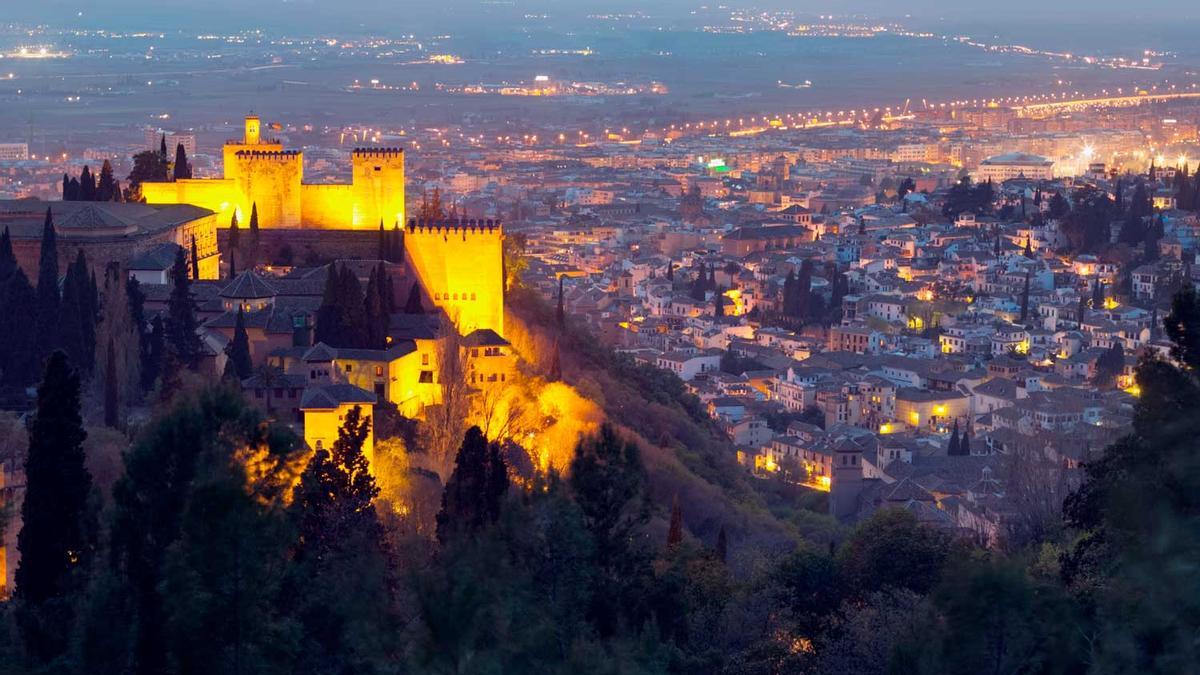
(165, 246), (202, 369)
(35, 207), (61, 362)
(436, 426), (509, 544)
(15, 351), (93, 665)
(172, 143), (191, 180)
(225, 307), (253, 380)
(947, 419), (961, 456)
(667, 493), (683, 547)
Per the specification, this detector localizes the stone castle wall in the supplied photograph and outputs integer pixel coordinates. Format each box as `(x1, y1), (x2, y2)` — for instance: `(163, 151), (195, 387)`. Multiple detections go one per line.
(403, 219), (505, 337)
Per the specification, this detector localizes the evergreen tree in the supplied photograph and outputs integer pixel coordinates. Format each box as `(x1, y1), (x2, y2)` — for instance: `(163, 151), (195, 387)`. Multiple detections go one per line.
(1093, 280), (1105, 309)
(1019, 271), (1031, 322)
(62, 173), (74, 200)
(228, 211), (241, 252)
(248, 202), (260, 267)
(79, 165), (96, 201)
(35, 207), (61, 362)
(715, 525), (728, 563)
(0, 268), (40, 387)
(1023, 237), (1033, 258)
(1162, 282), (1200, 370)
(0, 225), (15, 282)
(436, 426), (509, 544)
(142, 314), (164, 392)
(569, 425), (650, 636)
(287, 404), (391, 674)
(667, 493), (684, 547)
(947, 419), (961, 456)
(191, 234), (200, 281)
(363, 266), (388, 350)
(339, 265), (368, 348)
(228, 249), (236, 280)
(548, 338), (562, 382)
(104, 338), (119, 428)
(159, 133), (168, 161)
(171, 143), (191, 180)
(665, 261), (674, 281)
(225, 307), (253, 380)
(960, 428), (971, 455)
(391, 221), (403, 262)
(96, 159), (116, 200)
(59, 251), (96, 375)
(314, 263), (343, 345)
(97, 160), (117, 202)
(15, 351), (93, 666)
(556, 275), (565, 328)
(165, 246), (202, 369)
(376, 262), (395, 314)
(377, 219), (387, 261)
(404, 281), (423, 314)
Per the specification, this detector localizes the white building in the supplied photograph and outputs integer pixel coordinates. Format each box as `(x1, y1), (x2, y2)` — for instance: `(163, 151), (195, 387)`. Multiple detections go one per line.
(976, 152), (1054, 182)
(0, 143), (29, 161)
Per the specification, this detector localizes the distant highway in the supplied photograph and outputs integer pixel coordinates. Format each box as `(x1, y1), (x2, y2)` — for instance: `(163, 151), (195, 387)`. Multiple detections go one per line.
(1011, 91), (1200, 114)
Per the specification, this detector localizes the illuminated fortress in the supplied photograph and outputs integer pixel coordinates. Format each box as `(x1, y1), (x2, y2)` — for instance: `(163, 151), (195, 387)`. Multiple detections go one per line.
(142, 115), (406, 229)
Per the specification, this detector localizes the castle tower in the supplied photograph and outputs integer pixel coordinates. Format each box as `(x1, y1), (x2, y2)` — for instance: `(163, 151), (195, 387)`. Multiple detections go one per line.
(234, 150), (303, 228)
(351, 148), (406, 229)
(404, 218), (504, 337)
(244, 114), (261, 145)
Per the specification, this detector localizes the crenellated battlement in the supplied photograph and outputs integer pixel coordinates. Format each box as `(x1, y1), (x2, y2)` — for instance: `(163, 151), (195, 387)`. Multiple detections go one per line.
(406, 218), (503, 235)
(352, 147), (405, 157)
(235, 150), (302, 161)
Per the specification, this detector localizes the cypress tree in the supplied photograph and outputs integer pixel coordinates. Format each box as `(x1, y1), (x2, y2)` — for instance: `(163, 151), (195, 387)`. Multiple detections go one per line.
(191, 234), (200, 281)
(1023, 237), (1033, 258)
(391, 221), (402, 262)
(104, 338), (119, 428)
(377, 219), (386, 261)
(715, 525), (728, 563)
(947, 419), (961, 456)
(339, 266), (367, 348)
(960, 428), (971, 455)
(228, 211), (240, 252)
(1020, 271), (1031, 321)
(667, 493), (684, 547)
(376, 262), (395, 314)
(436, 426), (509, 544)
(0, 225), (15, 282)
(314, 263), (343, 345)
(15, 351), (93, 666)
(79, 165), (96, 201)
(142, 314), (165, 391)
(363, 266), (388, 350)
(665, 261), (674, 281)
(35, 207), (61, 361)
(248, 202), (260, 267)
(228, 249), (236, 281)
(61, 173), (73, 201)
(548, 338), (562, 382)
(0, 268), (39, 387)
(403, 281), (423, 314)
(159, 133), (168, 161)
(97, 160), (117, 201)
(1093, 280), (1105, 309)
(59, 253), (93, 374)
(165, 246), (202, 369)
(225, 307), (253, 380)
(556, 275), (565, 328)
(172, 143), (191, 180)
